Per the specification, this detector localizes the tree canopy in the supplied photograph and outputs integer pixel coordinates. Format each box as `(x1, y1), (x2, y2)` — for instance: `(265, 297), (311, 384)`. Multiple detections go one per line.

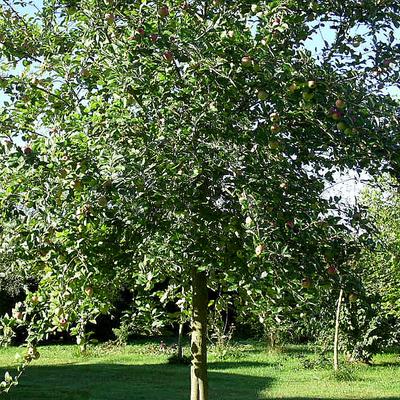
(0, 0), (399, 398)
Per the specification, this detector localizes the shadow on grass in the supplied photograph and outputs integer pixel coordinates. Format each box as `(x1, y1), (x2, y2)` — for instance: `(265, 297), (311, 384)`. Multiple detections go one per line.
(5, 363), (273, 400)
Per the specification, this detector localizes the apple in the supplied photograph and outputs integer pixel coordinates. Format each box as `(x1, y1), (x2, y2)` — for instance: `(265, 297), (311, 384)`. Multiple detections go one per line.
(241, 55), (252, 67)
(98, 196), (108, 207)
(279, 182), (288, 190)
(158, 5), (169, 17)
(289, 83), (298, 93)
(302, 91), (314, 101)
(31, 294), (40, 304)
(150, 34), (158, 43)
(337, 122), (347, 132)
(269, 112), (280, 122)
(73, 179), (82, 190)
(257, 90), (267, 101)
(85, 286), (94, 297)
(268, 140), (280, 150)
(335, 99), (346, 109)
(163, 51), (174, 63)
(13, 310), (23, 320)
(59, 317), (68, 327)
(286, 220), (294, 229)
(104, 13), (115, 24)
(80, 68), (90, 78)
(272, 18), (281, 28)
(326, 265), (337, 275)
(270, 124), (280, 134)
(349, 293), (358, 302)
(28, 346), (40, 360)
(307, 80), (317, 89)
(382, 58), (392, 67)
(24, 146), (32, 155)
(137, 27), (145, 36)
(255, 243), (265, 256)
(301, 277), (312, 288)
(330, 109), (342, 120)
(245, 216), (253, 226)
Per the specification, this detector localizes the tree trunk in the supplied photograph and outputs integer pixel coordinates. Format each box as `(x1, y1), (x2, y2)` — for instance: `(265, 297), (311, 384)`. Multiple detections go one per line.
(190, 267), (208, 400)
(334, 288), (343, 371)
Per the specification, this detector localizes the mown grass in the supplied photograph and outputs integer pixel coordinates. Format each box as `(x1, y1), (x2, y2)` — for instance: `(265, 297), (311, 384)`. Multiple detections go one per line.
(0, 340), (399, 399)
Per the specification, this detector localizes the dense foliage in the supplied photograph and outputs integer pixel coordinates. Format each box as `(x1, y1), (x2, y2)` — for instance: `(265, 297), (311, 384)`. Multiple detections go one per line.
(0, 0), (399, 397)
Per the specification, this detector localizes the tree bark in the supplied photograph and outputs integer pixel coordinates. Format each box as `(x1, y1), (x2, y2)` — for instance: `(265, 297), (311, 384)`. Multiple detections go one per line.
(334, 288), (343, 371)
(190, 267), (208, 400)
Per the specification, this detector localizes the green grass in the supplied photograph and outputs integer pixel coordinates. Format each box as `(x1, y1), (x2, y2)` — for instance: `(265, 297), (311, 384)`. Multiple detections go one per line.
(0, 341), (399, 399)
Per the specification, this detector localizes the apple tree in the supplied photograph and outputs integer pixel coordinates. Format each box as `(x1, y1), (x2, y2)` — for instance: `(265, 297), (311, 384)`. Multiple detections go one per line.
(0, 0), (399, 399)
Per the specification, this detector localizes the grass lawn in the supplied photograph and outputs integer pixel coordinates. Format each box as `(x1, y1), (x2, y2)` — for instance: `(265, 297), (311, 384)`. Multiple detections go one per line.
(0, 341), (399, 399)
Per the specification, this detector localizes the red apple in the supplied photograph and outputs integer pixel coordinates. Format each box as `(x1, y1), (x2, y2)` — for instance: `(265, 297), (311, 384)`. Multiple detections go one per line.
(150, 34), (158, 43)
(158, 5), (169, 17)
(13, 310), (23, 320)
(24, 146), (32, 155)
(286, 220), (294, 229)
(326, 265), (337, 275)
(241, 55), (252, 67)
(137, 27), (145, 36)
(330, 109), (342, 120)
(335, 99), (346, 109)
(85, 286), (94, 297)
(163, 51), (174, 63)
(104, 13), (115, 24)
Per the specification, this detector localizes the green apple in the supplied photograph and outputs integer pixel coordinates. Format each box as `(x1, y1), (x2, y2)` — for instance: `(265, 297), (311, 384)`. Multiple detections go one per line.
(307, 80), (317, 89)
(257, 90), (267, 100)
(301, 277), (312, 288)
(349, 293), (358, 302)
(270, 124), (280, 133)
(302, 91), (314, 101)
(255, 243), (265, 256)
(289, 83), (298, 93)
